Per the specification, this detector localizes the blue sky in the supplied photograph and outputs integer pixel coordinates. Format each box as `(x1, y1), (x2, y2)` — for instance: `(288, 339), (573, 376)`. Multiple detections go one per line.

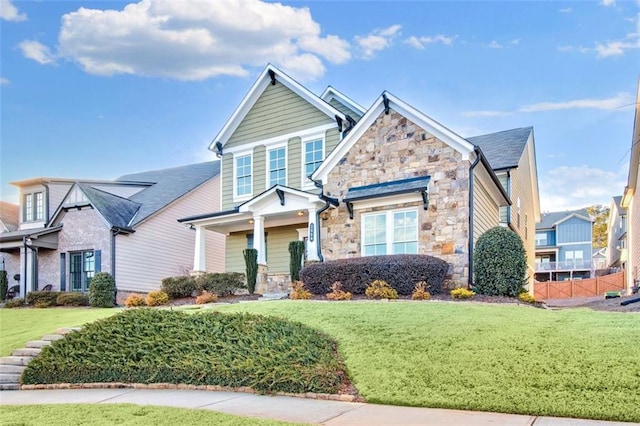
(1, 0), (638, 212)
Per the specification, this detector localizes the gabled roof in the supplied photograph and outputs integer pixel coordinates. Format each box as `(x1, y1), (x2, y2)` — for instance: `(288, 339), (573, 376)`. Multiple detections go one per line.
(312, 91), (475, 183)
(77, 183), (141, 230)
(118, 161), (220, 227)
(467, 127), (533, 170)
(320, 86), (366, 116)
(208, 64), (346, 152)
(0, 201), (19, 232)
(536, 209), (592, 230)
(612, 195), (623, 212)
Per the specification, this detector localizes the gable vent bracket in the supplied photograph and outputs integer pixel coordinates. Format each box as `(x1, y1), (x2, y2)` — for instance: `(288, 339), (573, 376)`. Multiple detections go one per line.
(268, 69), (276, 85)
(382, 93), (390, 115)
(346, 201), (354, 220)
(335, 115), (343, 132)
(276, 188), (285, 206)
(421, 190), (429, 210)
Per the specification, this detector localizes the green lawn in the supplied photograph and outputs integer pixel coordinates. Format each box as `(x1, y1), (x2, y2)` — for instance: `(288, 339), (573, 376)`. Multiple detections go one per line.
(0, 307), (118, 356)
(0, 404), (305, 426)
(214, 301), (640, 422)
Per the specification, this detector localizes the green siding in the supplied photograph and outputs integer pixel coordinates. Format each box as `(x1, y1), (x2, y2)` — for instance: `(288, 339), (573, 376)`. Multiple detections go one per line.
(329, 98), (363, 121)
(254, 145), (266, 193)
(288, 137), (302, 188)
(325, 128), (340, 156)
(226, 83), (333, 150)
(221, 153), (234, 210)
(225, 226), (301, 274)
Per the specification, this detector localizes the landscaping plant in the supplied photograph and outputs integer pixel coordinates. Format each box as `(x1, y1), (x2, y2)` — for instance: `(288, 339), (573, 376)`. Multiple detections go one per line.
(196, 291), (218, 304)
(288, 241), (305, 282)
(289, 281), (312, 300)
(55, 292), (89, 307)
(26, 291), (60, 307)
(0, 270), (7, 301)
(474, 227), (527, 297)
(325, 282), (352, 301)
(243, 248), (258, 294)
(2, 298), (24, 308)
(145, 290), (169, 306)
(365, 280), (398, 300)
(161, 276), (197, 299)
(88, 272), (116, 308)
(196, 272), (245, 296)
(411, 281), (431, 300)
(450, 288), (475, 299)
(124, 293), (146, 308)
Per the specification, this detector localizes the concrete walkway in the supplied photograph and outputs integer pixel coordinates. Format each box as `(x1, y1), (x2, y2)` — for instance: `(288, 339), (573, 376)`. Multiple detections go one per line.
(0, 389), (633, 425)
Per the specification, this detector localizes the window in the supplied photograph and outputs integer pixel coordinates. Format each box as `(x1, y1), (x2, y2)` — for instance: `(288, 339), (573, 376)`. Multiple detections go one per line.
(69, 251), (95, 292)
(304, 138), (323, 179)
(23, 192), (44, 222)
(362, 209), (418, 256)
(268, 147), (286, 187)
(246, 233), (267, 261)
(235, 154), (252, 197)
(535, 233), (547, 246)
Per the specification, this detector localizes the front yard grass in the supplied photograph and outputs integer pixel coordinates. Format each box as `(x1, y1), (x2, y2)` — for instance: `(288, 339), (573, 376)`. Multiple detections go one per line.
(0, 307), (118, 356)
(215, 301), (640, 422)
(0, 404), (305, 426)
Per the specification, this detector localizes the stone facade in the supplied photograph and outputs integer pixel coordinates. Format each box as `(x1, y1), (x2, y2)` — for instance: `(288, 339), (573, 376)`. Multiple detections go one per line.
(321, 111), (471, 287)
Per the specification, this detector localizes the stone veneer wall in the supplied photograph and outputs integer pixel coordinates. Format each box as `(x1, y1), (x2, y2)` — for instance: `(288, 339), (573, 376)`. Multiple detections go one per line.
(321, 110), (471, 288)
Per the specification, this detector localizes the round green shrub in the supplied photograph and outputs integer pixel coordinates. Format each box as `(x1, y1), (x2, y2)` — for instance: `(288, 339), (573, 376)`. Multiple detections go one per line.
(474, 227), (527, 297)
(88, 272), (116, 308)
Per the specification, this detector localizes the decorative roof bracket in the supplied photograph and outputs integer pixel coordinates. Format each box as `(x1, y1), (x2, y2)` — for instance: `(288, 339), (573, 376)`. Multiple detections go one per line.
(346, 201), (354, 220)
(421, 190), (429, 210)
(276, 188), (285, 206)
(382, 93), (390, 115)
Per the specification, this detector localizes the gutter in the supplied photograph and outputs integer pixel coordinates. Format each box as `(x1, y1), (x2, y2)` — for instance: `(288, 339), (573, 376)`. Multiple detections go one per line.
(312, 179), (339, 262)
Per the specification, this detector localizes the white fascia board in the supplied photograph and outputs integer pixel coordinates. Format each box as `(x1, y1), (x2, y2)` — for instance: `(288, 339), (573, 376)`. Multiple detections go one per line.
(474, 161), (510, 207)
(553, 213), (593, 226)
(526, 130), (542, 222)
(209, 64), (345, 152)
(320, 86), (366, 115)
(239, 186), (322, 213)
(313, 91), (474, 183)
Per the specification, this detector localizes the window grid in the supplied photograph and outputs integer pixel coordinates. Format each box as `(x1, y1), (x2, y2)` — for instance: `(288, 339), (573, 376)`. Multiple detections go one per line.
(70, 251), (95, 292)
(236, 155), (252, 197)
(24, 194), (33, 221)
(35, 192), (44, 221)
(268, 147), (286, 187)
(304, 139), (323, 178)
(362, 209), (418, 256)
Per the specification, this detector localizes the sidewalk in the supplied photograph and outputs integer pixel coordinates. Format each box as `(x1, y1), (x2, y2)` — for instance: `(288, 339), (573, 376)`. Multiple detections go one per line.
(0, 389), (633, 425)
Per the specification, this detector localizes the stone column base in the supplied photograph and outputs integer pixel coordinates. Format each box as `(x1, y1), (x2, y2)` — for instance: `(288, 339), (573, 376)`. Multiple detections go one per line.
(256, 264), (268, 294)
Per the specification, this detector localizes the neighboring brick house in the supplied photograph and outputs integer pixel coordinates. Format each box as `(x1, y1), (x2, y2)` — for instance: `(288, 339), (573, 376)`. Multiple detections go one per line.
(0, 162), (224, 299)
(606, 196), (627, 269)
(180, 64), (541, 292)
(621, 80), (640, 293)
(534, 209), (594, 282)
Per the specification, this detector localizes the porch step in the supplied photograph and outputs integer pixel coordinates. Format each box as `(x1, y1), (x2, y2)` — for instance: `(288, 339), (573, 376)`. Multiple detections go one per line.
(259, 292), (289, 301)
(0, 383), (20, 391)
(0, 364), (26, 374)
(0, 373), (21, 384)
(41, 334), (64, 342)
(26, 340), (52, 349)
(12, 348), (41, 357)
(0, 356), (33, 366)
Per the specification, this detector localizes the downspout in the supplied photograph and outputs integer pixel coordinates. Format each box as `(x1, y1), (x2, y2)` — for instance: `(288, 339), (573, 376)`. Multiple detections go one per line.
(22, 236), (28, 298)
(468, 147), (482, 288)
(312, 180), (339, 262)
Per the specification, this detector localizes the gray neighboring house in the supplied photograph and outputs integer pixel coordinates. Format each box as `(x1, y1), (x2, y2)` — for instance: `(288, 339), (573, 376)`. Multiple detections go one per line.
(0, 162), (224, 299)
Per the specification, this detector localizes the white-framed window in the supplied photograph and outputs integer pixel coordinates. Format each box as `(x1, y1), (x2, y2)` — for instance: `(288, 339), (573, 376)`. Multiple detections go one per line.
(70, 250), (95, 292)
(362, 208), (418, 256)
(535, 232), (547, 246)
(564, 250), (583, 261)
(268, 146), (287, 187)
(302, 136), (324, 185)
(234, 153), (252, 198)
(23, 192), (44, 222)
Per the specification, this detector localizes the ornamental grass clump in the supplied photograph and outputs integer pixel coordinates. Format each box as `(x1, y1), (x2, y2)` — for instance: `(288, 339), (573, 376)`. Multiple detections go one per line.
(196, 291), (218, 305)
(21, 309), (349, 395)
(325, 282), (352, 301)
(290, 281), (312, 300)
(411, 281), (431, 300)
(365, 280), (398, 300)
(451, 288), (475, 299)
(124, 293), (146, 308)
(146, 291), (169, 306)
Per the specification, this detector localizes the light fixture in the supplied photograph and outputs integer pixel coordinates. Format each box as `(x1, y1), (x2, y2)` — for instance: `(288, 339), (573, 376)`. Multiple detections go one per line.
(297, 211), (305, 217)
(249, 219), (254, 224)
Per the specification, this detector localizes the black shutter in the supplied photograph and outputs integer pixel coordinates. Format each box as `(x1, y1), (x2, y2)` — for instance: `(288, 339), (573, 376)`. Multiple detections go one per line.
(60, 253), (66, 291)
(94, 250), (101, 273)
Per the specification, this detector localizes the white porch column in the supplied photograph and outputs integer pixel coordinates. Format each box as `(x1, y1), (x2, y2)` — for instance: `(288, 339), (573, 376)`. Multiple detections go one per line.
(253, 215), (266, 265)
(306, 208), (320, 262)
(193, 225), (207, 273)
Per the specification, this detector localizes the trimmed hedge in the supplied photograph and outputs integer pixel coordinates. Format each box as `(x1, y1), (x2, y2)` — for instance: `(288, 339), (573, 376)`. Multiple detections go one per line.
(26, 291), (61, 307)
(22, 309), (348, 394)
(56, 292), (89, 306)
(88, 272), (116, 308)
(300, 254), (449, 295)
(196, 272), (245, 297)
(161, 276), (197, 299)
(474, 227), (527, 297)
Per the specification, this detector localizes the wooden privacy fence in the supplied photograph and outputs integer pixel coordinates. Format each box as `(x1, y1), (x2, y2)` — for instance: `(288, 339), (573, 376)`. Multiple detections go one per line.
(534, 271), (625, 299)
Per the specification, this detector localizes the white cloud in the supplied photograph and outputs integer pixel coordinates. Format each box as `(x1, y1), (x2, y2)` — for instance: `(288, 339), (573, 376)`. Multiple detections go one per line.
(461, 110), (511, 118)
(404, 34), (456, 49)
(559, 7), (572, 13)
(519, 92), (633, 112)
(563, 13), (640, 58)
(487, 40), (503, 49)
(1, 0), (26, 22)
(510, 38), (521, 45)
(540, 166), (626, 211)
(355, 24), (401, 59)
(0, 77), (9, 85)
(33, 0), (350, 82)
(18, 40), (56, 65)
(601, 0), (616, 6)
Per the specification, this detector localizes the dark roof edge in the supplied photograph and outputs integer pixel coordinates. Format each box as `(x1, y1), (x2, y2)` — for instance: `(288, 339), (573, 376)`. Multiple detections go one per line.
(178, 207), (241, 223)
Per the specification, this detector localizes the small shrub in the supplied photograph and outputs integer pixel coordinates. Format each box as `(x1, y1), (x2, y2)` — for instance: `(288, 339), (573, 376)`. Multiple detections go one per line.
(161, 276), (197, 299)
(26, 291), (60, 307)
(244, 248), (258, 295)
(196, 291), (218, 305)
(451, 288), (475, 299)
(412, 281), (431, 300)
(146, 290), (169, 306)
(124, 293), (147, 308)
(325, 282), (352, 301)
(300, 254), (449, 295)
(290, 281), (312, 300)
(3, 297), (25, 308)
(34, 301), (50, 308)
(474, 227), (527, 297)
(518, 292), (536, 304)
(88, 272), (116, 308)
(196, 272), (245, 297)
(365, 280), (398, 300)
(56, 292), (89, 306)
(289, 241), (305, 282)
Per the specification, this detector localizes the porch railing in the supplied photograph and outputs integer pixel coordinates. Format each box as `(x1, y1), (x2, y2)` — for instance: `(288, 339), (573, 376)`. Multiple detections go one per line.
(535, 260), (593, 272)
